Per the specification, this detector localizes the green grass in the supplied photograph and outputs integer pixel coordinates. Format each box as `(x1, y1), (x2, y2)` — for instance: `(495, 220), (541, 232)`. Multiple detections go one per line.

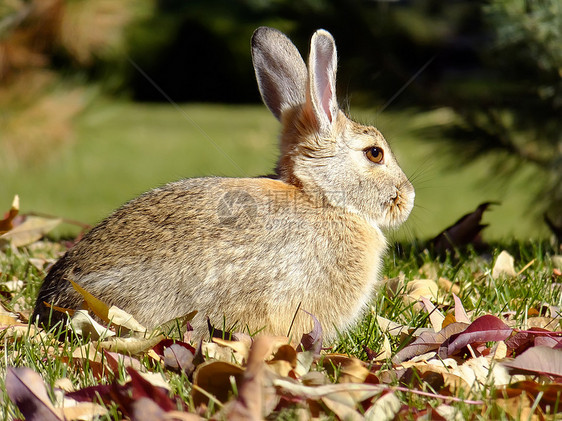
(0, 99), (550, 240)
(1, 240), (560, 419)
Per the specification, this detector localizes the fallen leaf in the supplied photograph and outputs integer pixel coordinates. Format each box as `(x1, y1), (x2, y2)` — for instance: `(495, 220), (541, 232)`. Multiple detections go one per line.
(322, 396), (364, 421)
(108, 306), (147, 334)
(69, 280), (110, 322)
(213, 337), (251, 363)
(294, 351), (314, 377)
(0, 195), (19, 234)
(225, 336), (278, 420)
(502, 346), (562, 377)
(192, 360), (245, 407)
(298, 310), (323, 355)
(492, 250), (517, 279)
(127, 366), (176, 411)
(430, 202), (496, 254)
(0, 215), (61, 247)
(163, 343), (195, 375)
(453, 293), (471, 324)
(439, 315), (512, 358)
(363, 391), (401, 421)
(70, 310), (115, 341)
(272, 378), (383, 404)
(152, 339), (196, 359)
(98, 335), (165, 355)
(404, 279), (439, 309)
(59, 400), (109, 421)
(5, 366), (63, 421)
(420, 296), (445, 332)
(393, 322), (469, 363)
(103, 349), (145, 373)
(130, 397), (201, 421)
(437, 277), (461, 296)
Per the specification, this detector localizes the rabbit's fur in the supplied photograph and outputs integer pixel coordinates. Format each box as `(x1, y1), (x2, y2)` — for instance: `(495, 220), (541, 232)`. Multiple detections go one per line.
(32, 28), (414, 341)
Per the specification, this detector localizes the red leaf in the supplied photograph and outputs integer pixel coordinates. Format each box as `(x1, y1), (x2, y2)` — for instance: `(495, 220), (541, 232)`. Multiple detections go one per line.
(298, 309), (323, 355)
(5, 367), (62, 421)
(535, 336), (562, 348)
(152, 338), (196, 357)
(392, 322), (468, 363)
(438, 315), (512, 358)
(126, 367), (176, 412)
(66, 384), (114, 403)
(163, 343), (195, 375)
(502, 346), (562, 377)
(505, 331), (535, 355)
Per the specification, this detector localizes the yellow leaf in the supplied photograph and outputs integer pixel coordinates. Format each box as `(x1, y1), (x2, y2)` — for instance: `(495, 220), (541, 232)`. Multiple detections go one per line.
(441, 313), (457, 329)
(69, 279), (110, 322)
(0, 195), (19, 234)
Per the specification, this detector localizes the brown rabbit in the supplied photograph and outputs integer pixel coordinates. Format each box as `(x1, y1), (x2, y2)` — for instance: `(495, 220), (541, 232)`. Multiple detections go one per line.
(32, 27), (414, 341)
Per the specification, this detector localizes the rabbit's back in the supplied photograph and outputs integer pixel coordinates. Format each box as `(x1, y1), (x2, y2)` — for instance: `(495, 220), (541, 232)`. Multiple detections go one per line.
(34, 177), (385, 339)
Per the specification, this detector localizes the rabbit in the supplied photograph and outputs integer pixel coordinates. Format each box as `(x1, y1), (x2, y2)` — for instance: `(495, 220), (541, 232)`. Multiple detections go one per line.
(32, 27), (415, 341)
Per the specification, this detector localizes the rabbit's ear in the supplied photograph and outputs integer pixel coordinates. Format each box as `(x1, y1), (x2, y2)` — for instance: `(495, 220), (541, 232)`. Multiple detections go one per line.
(252, 27), (308, 120)
(307, 30), (339, 133)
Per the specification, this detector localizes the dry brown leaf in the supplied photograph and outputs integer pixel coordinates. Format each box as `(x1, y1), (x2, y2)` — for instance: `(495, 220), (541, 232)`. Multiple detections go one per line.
(493, 341), (508, 360)
(4, 278), (24, 292)
(272, 378), (384, 405)
(54, 378), (74, 393)
(58, 400), (108, 421)
(494, 392), (544, 421)
(438, 277), (461, 296)
(192, 360), (245, 407)
(401, 360), (470, 393)
(295, 351), (314, 377)
(523, 317), (561, 331)
(453, 293), (471, 324)
(420, 296), (444, 332)
(364, 392), (401, 421)
(0, 216), (61, 247)
(0, 313), (20, 326)
(403, 279), (439, 311)
(97, 335), (165, 355)
(71, 310), (115, 340)
(322, 396), (364, 421)
(202, 342), (245, 365)
(371, 335), (392, 362)
(492, 250), (517, 279)
(0, 195), (19, 234)
(337, 357), (370, 384)
(376, 315), (432, 339)
(107, 306), (147, 334)
(213, 337), (251, 363)
(225, 336), (277, 420)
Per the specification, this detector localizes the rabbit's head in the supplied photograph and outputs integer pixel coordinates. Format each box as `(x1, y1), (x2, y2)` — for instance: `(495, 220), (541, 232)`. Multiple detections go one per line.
(252, 27), (414, 229)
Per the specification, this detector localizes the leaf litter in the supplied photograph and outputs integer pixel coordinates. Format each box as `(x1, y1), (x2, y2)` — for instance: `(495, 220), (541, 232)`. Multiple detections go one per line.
(2, 198), (562, 419)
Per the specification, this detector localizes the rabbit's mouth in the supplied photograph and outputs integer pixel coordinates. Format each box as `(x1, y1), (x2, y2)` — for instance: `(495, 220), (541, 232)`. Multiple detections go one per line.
(383, 185), (415, 227)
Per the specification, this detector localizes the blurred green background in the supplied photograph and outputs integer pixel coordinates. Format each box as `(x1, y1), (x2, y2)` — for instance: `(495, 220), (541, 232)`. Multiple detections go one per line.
(0, 0), (560, 241)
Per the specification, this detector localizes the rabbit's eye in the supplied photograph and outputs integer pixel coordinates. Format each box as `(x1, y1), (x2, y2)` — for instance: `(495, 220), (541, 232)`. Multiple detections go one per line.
(365, 147), (384, 164)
